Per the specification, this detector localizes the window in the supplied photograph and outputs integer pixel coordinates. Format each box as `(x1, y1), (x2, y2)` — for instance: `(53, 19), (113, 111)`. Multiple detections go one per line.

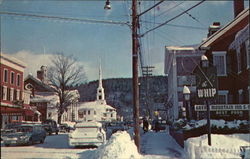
(7, 88), (10, 101)
(248, 87), (250, 104)
(213, 52), (227, 76)
(111, 114), (113, 118)
(83, 110), (86, 115)
(94, 111), (96, 115)
(88, 110), (90, 115)
(17, 74), (21, 86)
(217, 90), (228, 104)
(246, 40), (250, 68)
(10, 88), (14, 101)
(4, 69), (8, 83)
(11, 72), (15, 84)
(16, 89), (20, 100)
(238, 89), (243, 103)
(99, 95), (102, 100)
(3, 86), (7, 100)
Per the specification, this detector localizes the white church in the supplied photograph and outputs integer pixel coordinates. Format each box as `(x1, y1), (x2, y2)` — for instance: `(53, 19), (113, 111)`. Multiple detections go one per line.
(77, 65), (117, 122)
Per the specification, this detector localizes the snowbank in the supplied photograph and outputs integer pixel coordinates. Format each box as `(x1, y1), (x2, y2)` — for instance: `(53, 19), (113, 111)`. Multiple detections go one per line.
(185, 134), (250, 159)
(94, 131), (142, 159)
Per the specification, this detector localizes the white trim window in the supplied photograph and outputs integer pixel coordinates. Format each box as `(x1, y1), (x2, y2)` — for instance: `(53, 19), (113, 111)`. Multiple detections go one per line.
(4, 69), (8, 83)
(213, 51), (227, 76)
(17, 74), (21, 87)
(3, 86), (7, 100)
(10, 88), (14, 101)
(217, 90), (228, 104)
(11, 72), (15, 85)
(246, 40), (250, 69)
(16, 89), (20, 100)
(238, 89), (243, 103)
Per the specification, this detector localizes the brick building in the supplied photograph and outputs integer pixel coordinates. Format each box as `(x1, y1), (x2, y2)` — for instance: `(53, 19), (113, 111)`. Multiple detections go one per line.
(0, 53), (34, 128)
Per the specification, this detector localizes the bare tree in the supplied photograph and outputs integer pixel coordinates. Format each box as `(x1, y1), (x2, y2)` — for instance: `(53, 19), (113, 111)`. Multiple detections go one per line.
(47, 53), (86, 124)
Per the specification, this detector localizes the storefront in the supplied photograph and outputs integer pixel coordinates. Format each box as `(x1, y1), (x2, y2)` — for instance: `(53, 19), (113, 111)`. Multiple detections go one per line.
(0, 106), (24, 129)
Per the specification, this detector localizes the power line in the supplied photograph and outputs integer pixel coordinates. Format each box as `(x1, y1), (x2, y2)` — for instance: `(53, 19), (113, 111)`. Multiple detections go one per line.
(140, 20), (207, 30)
(0, 11), (131, 27)
(140, 0), (206, 37)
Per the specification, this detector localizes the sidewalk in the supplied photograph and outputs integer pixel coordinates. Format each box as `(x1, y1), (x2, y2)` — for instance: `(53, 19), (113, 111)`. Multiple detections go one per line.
(140, 127), (185, 159)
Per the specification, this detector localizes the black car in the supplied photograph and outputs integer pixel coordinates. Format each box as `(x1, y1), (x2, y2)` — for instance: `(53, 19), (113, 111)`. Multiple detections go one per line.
(42, 119), (59, 135)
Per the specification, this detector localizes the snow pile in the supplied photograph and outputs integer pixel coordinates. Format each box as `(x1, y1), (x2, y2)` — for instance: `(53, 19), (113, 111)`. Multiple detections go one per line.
(185, 134), (250, 159)
(183, 119), (248, 130)
(94, 131), (141, 159)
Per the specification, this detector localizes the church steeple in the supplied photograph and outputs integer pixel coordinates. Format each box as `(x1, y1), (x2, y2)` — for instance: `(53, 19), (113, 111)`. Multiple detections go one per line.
(96, 64), (105, 103)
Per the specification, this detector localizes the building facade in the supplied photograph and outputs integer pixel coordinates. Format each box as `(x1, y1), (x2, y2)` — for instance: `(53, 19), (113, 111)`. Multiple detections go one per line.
(164, 46), (204, 121)
(199, 8), (249, 105)
(0, 53), (34, 128)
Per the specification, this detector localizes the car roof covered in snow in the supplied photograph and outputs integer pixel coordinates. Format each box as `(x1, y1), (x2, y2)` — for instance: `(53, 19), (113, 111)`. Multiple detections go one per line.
(75, 121), (102, 128)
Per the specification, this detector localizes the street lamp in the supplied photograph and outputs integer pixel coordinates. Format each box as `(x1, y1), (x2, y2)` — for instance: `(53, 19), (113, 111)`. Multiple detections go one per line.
(201, 55), (209, 68)
(104, 0), (111, 10)
(201, 54), (211, 146)
(183, 85), (192, 121)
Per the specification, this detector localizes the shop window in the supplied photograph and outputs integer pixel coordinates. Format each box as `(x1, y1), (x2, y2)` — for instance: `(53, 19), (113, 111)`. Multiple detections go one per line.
(213, 51), (227, 76)
(11, 72), (15, 84)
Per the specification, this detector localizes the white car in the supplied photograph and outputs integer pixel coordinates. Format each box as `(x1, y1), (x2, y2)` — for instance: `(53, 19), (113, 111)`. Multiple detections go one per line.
(69, 121), (106, 147)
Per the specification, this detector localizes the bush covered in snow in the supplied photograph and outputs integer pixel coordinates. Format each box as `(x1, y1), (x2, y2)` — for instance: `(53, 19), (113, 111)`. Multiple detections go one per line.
(94, 131), (141, 159)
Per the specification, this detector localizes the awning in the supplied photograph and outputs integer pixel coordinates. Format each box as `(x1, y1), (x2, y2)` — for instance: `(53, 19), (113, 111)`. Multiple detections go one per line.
(0, 106), (23, 115)
(23, 109), (35, 116)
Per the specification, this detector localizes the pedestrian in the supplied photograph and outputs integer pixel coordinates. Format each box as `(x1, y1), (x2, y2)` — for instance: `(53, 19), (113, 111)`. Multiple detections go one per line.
(155, 120), (159, 132)
(143, 117), (149, 133)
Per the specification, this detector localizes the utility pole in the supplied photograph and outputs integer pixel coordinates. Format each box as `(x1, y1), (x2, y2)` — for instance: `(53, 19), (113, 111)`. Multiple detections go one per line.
(142, 66), (154, 118)
(132, 0), (140, 152)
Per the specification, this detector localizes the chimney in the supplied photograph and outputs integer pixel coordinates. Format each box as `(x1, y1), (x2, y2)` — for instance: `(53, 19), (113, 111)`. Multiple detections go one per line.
(234, 0), (244, 18)
(37, 65), (48, 83)
(207, 22), (221, 37)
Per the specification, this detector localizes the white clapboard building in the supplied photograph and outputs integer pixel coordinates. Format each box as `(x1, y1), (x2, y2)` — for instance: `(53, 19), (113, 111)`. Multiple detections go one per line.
(77, 65), (117, 122)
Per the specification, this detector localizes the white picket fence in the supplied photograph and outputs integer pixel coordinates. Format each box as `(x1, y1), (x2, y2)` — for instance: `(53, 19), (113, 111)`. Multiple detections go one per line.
(184, 140), (242, 159)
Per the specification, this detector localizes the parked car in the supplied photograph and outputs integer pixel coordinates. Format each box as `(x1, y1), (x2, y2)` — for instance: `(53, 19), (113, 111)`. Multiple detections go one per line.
(69, 121), (106, 147)
(2, 124), (46, 146)
(42, 119), (59, 135)
(151, 119), (167, 132)
(59, 124), (71, 133)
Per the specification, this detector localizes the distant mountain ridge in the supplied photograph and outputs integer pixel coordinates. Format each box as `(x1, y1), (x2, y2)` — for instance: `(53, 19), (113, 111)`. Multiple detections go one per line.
(77, 76), (168, 120)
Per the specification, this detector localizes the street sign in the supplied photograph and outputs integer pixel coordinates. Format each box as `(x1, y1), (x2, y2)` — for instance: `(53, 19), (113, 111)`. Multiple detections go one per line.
(194, 65), (218, 99)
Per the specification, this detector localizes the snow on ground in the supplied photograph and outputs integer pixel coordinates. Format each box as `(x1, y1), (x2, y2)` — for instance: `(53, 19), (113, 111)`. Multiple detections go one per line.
(185, 133), (250, 159)
(141, 129), (185, 159)
(1, 127), (249, 159)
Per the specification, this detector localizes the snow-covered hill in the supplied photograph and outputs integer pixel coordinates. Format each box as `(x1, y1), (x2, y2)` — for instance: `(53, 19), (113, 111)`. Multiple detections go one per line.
(77, 76), (168, 120)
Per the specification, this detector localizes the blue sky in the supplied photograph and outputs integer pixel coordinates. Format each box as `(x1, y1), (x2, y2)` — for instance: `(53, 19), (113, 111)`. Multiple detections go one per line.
(0, 0), (249, 82)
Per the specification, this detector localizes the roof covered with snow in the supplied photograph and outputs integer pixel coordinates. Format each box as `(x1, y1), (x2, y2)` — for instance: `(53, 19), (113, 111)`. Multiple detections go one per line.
(199, 8), (249, 49)
(78, 100), (116, 110)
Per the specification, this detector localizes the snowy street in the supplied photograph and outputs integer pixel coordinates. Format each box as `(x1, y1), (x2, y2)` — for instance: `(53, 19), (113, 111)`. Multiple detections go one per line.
(1, 128), (186, 159)
(1, 128), (249, 159)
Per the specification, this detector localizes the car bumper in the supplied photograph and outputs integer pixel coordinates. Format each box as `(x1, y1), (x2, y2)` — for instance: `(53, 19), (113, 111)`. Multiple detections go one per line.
(4, 138), (29, 145)
(69, 139), (104, 147)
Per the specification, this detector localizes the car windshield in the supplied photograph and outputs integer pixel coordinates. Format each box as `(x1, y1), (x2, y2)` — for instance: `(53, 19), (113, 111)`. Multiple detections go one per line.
(16, 126), (33, 133)
(75, 127), (99, 133)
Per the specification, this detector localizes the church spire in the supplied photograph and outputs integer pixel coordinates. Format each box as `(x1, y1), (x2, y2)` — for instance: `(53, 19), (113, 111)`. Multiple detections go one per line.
(97, 63), (105, 102)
